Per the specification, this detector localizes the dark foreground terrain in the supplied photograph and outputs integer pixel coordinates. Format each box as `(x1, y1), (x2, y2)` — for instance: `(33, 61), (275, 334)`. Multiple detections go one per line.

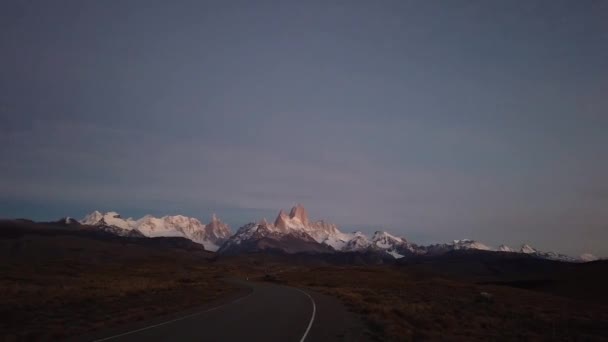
(221, 252), (608, 341)
(1, 220), (607, 341)
(78, 279), (364, 342)
(0, 220), (238, 340)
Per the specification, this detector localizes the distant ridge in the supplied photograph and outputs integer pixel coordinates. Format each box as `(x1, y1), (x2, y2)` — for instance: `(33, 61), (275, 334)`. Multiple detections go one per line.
(80, 211), (231, 251)
(40, 204), (597, 262)
(217, 204), (595, 262)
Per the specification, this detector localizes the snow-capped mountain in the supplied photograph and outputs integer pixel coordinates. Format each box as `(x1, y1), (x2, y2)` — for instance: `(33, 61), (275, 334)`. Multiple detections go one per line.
(372, 231), (406, 249)
(80, 211), (142, 237)
(77, 205), (597, 262)
(370, 231), (421, 258)
(536, 251), (578, 262)
(82, 211), (134, 229)
(520, 244), (537, 254)
(342, 232), (371, 251)
(219, 204), (414, 258)
(217, 204), (597, 262)
(80, 211), (231, 251)
(516, 244), (578, 262)
(580, 253), (598, 262)
(220, 204), (387, 255)
(217, 219), (333, 255)
(51, 216), (81, 226)
(445, 242), (584, 263)
(219, 204), (356, 255)
(272, 204), (353, 249)
(498, 244), (515, 252)
(451, 239), (492, 251)
(338, 230), (418, 258)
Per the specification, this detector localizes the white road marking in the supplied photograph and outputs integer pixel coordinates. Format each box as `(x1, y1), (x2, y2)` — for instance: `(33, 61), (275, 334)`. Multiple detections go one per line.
(92, 291), (253, 342)
(93, 283), (317, 342)
(294, 288), (316, 342)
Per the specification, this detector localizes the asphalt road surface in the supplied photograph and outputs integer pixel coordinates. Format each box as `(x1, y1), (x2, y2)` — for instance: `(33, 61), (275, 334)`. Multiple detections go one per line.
(81, 279), (366, 342)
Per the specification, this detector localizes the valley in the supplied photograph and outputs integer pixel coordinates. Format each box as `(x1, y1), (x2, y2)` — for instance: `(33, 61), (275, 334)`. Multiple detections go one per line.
(1, 217), (607, 341)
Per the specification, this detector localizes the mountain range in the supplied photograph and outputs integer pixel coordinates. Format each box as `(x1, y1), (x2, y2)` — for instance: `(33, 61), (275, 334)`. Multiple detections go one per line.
(75, 205), (598, 262)
(78, 211), (231, 251)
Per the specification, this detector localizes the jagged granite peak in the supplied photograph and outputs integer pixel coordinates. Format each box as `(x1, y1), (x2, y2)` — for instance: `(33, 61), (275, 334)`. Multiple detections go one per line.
(220, 204), (344, 254)
(220, 205), (413, 258)
(289, 203), (309, 225)
(274, 209), (289, 231)
(204, 214), (232, 244)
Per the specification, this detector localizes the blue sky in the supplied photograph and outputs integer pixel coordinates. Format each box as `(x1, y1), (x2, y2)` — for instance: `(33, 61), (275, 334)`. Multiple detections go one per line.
(1, 0), (607, 256)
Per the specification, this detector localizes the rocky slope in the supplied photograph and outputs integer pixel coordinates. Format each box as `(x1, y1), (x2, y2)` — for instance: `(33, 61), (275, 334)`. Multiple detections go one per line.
(219, 204), (356, 254)
(217, 220), (333, 255)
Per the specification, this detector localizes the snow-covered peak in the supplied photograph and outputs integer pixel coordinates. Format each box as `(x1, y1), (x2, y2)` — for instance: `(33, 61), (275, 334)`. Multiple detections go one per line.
(343, 234), (371, 251)
(81, 211), (134, 229)
(452, 239), (491, 251)
(520, 244), (537, 254)
(80, 210), (230, 251)
(135, 215), (205, 239)
(498, 244), (515, 252)
(81, 210), (103, 225)
(372, 231), (406, 249)
(580, 253), (598, 262)
(263, 204), (345, 245)
(372, 230), (403, 241)
(218, 222), (263, 248)
(79, 206), (592, 263)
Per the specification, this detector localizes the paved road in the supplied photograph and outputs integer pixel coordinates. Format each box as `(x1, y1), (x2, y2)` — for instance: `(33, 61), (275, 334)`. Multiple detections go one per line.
(81, 280), (366, 342)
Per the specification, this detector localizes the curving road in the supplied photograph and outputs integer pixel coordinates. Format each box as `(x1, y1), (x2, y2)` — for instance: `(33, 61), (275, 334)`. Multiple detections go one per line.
(80, 279), (366, 342)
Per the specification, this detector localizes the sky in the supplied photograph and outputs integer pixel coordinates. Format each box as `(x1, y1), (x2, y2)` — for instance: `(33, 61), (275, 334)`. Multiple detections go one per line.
(1, 0), (607, 256)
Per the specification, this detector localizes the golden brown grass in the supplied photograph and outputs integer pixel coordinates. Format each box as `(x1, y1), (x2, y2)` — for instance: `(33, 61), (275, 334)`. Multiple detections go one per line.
(0, 235), (238, 340)
(274, 266), (608, 341)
